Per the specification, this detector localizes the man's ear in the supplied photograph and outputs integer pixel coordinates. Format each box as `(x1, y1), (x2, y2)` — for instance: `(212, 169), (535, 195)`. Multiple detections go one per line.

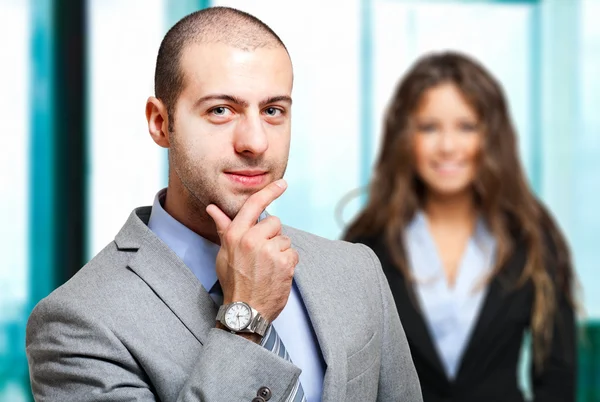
(146, 97), (171, 148)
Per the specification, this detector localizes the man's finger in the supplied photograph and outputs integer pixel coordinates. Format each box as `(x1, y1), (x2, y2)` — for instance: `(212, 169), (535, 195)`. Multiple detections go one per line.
(206, 204), (232, 239)
(281, 248), (300, 270)
(232, 179), (287, 230)
(250, 216), (283, 240)
(269, 235), (292, 252)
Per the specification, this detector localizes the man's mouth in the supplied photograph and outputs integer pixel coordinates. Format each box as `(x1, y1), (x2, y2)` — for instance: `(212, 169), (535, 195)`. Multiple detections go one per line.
(224, 170), (269, 187)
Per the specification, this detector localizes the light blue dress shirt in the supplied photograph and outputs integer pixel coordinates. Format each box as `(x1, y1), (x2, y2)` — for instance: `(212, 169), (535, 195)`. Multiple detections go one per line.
(147, 189), (324, 401)
(404, 211), (496, 379)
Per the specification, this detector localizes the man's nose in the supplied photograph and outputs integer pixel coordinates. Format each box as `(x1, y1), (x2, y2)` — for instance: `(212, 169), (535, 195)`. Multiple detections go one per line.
(233, 114), (269, 156)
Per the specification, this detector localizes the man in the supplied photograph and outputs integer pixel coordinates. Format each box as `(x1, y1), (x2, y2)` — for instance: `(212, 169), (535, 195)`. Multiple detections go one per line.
(26, 6), (422, 402)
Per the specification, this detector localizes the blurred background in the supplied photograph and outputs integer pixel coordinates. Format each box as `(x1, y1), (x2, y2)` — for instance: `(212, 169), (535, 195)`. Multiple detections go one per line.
(1, 0), (599, 400)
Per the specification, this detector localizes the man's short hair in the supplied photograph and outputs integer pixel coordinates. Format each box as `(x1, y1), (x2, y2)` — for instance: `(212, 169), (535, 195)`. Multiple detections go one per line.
(154, 6), (288, 128)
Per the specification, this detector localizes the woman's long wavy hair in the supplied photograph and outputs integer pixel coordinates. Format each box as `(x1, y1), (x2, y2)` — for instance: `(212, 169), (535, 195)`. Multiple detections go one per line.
(343, 51), (574, 371)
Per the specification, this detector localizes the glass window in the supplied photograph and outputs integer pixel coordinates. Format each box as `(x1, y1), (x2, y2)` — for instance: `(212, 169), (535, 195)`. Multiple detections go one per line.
(577, 0), (600, 318)
(0, 1), (30, 401)
(88, 0), (168, 258)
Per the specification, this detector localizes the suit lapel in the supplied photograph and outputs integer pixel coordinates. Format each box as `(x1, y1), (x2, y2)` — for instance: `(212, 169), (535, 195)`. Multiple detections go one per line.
(286, 228), (346, 402)
(456, 244), (527, 379)
(391, 271), (448, 379)
(115, 207), (217, 345)
(368, 234), (447, 380)
(453, 274), (508, 383)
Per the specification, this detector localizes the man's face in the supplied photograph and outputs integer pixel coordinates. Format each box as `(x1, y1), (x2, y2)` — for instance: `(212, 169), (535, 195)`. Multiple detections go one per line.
(169, 43), (293, 219)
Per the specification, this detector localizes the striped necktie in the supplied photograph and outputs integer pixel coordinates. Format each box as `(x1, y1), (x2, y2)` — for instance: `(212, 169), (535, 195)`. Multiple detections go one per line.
(260, 324), (307, 402)
(211, 282), (307, 401)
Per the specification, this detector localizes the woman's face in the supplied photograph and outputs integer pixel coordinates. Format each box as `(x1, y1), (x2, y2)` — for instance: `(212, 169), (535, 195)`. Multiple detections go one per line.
(412, 83), (482, 198)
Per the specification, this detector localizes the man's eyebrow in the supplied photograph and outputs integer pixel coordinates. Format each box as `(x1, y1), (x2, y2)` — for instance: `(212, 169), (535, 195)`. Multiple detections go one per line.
(194, 94), (249, 108)
(194, 94), (292, 109)
(260, 96), (293, 108)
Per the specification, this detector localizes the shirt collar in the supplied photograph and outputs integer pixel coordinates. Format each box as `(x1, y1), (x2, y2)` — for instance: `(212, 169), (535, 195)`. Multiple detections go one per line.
(147, 188), (268, 293)
(148, 189), (221, 292)
(406, 210), (494, 253)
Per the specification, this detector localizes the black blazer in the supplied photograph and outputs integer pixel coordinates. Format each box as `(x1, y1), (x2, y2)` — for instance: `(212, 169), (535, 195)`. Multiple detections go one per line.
(351, 232), (576, 402)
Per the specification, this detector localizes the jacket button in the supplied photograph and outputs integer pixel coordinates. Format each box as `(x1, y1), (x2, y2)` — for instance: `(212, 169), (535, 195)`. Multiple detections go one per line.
(257, 386), (272, 400)
(251, 397), (265, 402)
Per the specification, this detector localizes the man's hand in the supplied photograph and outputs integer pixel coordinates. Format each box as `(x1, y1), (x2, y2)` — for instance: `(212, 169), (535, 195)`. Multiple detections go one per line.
(206, 179), (299, 324)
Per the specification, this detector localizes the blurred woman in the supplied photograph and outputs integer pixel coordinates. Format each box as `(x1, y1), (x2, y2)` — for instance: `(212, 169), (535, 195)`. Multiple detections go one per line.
(343, 51), (576, 402)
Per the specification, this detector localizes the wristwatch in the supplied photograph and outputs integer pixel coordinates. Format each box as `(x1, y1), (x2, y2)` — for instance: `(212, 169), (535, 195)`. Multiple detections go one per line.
(216, 301), (270, 337)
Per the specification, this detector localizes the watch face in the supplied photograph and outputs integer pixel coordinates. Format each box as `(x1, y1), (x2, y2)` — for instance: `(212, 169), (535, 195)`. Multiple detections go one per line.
(224, 302), (252, 331)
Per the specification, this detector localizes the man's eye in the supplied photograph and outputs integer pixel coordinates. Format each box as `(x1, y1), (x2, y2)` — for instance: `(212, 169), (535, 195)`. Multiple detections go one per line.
(211, 107), (229, 116)
(264, 107), (282, 117)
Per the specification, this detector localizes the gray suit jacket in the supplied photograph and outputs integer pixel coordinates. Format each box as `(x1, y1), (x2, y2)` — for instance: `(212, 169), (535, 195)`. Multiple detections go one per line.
(26, 207), (422, 401)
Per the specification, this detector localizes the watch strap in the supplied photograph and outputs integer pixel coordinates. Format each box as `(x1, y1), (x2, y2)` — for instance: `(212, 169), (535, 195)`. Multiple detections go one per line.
(248, 313), (269, 337)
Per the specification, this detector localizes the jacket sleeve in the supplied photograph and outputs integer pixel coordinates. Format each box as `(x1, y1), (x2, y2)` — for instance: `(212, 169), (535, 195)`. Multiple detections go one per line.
(531, 288), (576, 402)
(26, 296), (301, 402)
(531, 227), (577, 402)
(358, 244), (423, 401)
